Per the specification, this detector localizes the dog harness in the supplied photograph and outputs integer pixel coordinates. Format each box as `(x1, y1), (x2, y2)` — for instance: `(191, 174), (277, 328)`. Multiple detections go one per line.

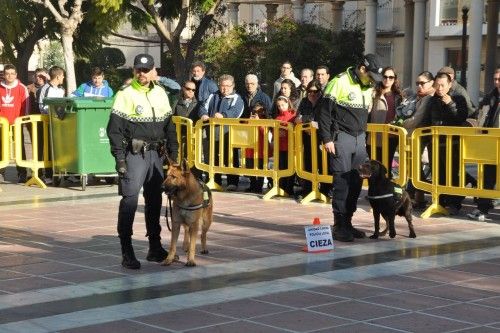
(367, 185), (403, 201)
(175, 180), (212, 211)
(164, 179), (212, 232)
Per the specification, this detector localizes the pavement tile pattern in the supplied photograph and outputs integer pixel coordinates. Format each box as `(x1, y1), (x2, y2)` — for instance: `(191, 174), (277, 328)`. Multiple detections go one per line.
(0, 169), (499, 333)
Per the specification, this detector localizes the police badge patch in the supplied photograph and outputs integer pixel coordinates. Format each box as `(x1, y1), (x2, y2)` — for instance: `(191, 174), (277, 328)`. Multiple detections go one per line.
(135, 105), (144, 115)
(348, 92), (356, 101)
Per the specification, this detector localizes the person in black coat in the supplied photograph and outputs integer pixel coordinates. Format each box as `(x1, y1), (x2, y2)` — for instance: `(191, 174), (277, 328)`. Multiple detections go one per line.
(173, 80), (200, 122)
(242, 74), (272, 119)
(295, 79), (324, 199)
(428, 72), (468, 214)
(467, 68), (500, 221)
(173, 80), (202, 178)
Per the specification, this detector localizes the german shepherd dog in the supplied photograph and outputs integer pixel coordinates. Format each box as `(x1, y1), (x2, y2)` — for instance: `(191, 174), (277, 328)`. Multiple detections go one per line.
(162, 159), (213, 266)
(358, 160), (416, 239)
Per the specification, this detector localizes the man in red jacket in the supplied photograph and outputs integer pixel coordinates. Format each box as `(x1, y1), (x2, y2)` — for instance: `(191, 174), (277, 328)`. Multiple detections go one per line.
(0, 64), (30, 182)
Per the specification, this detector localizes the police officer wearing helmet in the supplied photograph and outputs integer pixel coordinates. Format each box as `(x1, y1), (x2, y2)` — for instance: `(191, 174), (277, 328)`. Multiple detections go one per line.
(107, 54), (178, 269)
(318, 54), (383, 242)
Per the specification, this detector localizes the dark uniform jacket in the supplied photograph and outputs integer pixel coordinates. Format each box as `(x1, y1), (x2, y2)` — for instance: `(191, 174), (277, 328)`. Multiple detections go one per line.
(107, 79), (178, 161)
(318, 67), (373, 143)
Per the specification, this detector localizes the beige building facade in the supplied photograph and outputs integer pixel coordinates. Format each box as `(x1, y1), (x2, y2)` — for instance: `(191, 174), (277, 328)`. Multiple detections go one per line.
(226, 0), (499, 101)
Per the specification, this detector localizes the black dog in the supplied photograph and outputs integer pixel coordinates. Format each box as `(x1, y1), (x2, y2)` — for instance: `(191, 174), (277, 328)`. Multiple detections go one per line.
(358, 160), (416, 239)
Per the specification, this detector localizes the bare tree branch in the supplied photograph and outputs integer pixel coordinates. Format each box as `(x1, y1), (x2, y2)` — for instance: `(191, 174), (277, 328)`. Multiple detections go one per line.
(58, 0), (69, 17)
(31, 0), (64, 23)
(186, 0), (222, 59)
(140, 0), (173, 44)
(69, 0), (84, 24)
(173, 0), (189, 38)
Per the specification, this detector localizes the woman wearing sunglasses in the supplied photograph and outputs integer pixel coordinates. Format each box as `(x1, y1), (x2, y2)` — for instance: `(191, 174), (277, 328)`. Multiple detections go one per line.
(367, 67), (402, 178)
(295, 79), (324, 200)
(401, 71), (435, 208)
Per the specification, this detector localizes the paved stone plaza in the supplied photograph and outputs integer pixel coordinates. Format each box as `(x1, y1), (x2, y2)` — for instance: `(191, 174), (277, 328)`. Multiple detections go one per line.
(0, 168), (499, 333)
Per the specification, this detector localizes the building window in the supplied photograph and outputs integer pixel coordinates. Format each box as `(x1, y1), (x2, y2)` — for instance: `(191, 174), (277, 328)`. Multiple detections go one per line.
(440, 0), (459, 25)
(376, 42), (393, 67)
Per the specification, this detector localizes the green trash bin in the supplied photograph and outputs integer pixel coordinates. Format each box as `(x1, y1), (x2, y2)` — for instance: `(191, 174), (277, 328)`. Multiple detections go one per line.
(46, 97), (116, 189)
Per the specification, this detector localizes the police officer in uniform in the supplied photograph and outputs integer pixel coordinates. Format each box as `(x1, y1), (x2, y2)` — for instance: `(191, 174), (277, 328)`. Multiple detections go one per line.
(318, 54), (383, 242)
(107, 54), (178, 269)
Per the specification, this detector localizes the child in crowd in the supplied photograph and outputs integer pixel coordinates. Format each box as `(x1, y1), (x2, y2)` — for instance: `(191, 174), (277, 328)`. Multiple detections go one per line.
(245, 103), (271, 193)
(274, 96), (296, 196)
(71, 67), (113, 98)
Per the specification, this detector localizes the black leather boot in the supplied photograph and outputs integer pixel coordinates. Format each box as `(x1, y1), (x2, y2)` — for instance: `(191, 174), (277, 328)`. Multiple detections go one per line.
(146, 236), (168, 262)
(346, 216), (366, 239)
(120, 237), (141, 269)
(332, 214), (354, 242)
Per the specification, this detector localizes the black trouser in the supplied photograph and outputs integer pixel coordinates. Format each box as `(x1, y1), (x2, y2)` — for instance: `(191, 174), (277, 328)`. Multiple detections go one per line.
(300, 134), (313, 194)
(433, 137), (464, 208)
(367, 136), (398, 179)
(246, 157), (264, 191)
(205, 131), (239, 186)
(278, 150), (295, 195)
(329, 132), (367, 217)
(477, 165), (496, 214)
(117, 149), (164, 238)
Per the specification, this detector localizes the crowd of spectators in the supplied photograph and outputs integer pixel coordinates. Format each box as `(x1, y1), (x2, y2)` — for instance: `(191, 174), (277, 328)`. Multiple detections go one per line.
(0, 58), (498, 223)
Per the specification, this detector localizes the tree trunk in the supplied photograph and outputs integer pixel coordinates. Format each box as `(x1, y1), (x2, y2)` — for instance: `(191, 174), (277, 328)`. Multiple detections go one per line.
(17, 53), (32, 84)
(61, 32), (76, 95)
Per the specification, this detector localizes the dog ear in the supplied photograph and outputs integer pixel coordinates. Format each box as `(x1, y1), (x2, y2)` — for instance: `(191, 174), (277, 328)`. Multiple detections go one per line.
(165, 155), (175, 167)
(181, 158), (190, 174)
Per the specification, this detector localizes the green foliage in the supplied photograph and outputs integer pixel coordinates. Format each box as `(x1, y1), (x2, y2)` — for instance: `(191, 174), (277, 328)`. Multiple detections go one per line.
(96, 0), (216, 18)
(91, 47), (126, 70)
(160, 52), (176, 77)
(260, 17), (363, 94)
(0, 0), (56, 64)
(75, 58), (131, 92)
(199, 25), (264, 92)
(75, 47), (129, 92)
(197, 18), (364, 95)
(94, 0), (124, 12)
(73, 2), (126, 58)
(42, 41), (65, 69)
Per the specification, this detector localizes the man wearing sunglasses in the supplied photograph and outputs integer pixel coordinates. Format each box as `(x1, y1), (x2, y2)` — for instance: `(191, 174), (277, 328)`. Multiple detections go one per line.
(318, 54), (383, 242)
(107, 53), (178, 269)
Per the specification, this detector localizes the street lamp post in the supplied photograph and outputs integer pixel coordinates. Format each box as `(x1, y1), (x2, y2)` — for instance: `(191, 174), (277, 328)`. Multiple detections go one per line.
(460, 6), (469, 88)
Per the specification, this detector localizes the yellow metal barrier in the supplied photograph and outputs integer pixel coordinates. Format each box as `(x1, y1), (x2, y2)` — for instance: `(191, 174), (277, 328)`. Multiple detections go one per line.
(294, 123), (409, 204)
(0, 117), (8, 170)
(294, 123), (331, 203)
(412, 126), (500, 218)
(366, 123), (408, 187)
(0, 117), (9, 191)
(14, 115), (52, 188)
(172, 116), (195, 167)
(194, 118), (295, 199)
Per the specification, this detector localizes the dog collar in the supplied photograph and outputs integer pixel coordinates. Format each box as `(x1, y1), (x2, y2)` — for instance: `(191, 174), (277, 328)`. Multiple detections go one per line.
(366, 193), (394, 200)
(175, 181), (212, 211)
(367, 186), (403, 200)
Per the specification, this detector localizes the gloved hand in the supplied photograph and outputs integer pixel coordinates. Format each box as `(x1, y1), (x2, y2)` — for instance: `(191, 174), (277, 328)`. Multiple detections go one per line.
(116, 159), (127, 176)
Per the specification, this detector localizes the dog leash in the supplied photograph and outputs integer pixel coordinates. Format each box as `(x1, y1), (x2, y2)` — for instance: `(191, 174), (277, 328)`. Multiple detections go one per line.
(164, 195), (173, 232)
